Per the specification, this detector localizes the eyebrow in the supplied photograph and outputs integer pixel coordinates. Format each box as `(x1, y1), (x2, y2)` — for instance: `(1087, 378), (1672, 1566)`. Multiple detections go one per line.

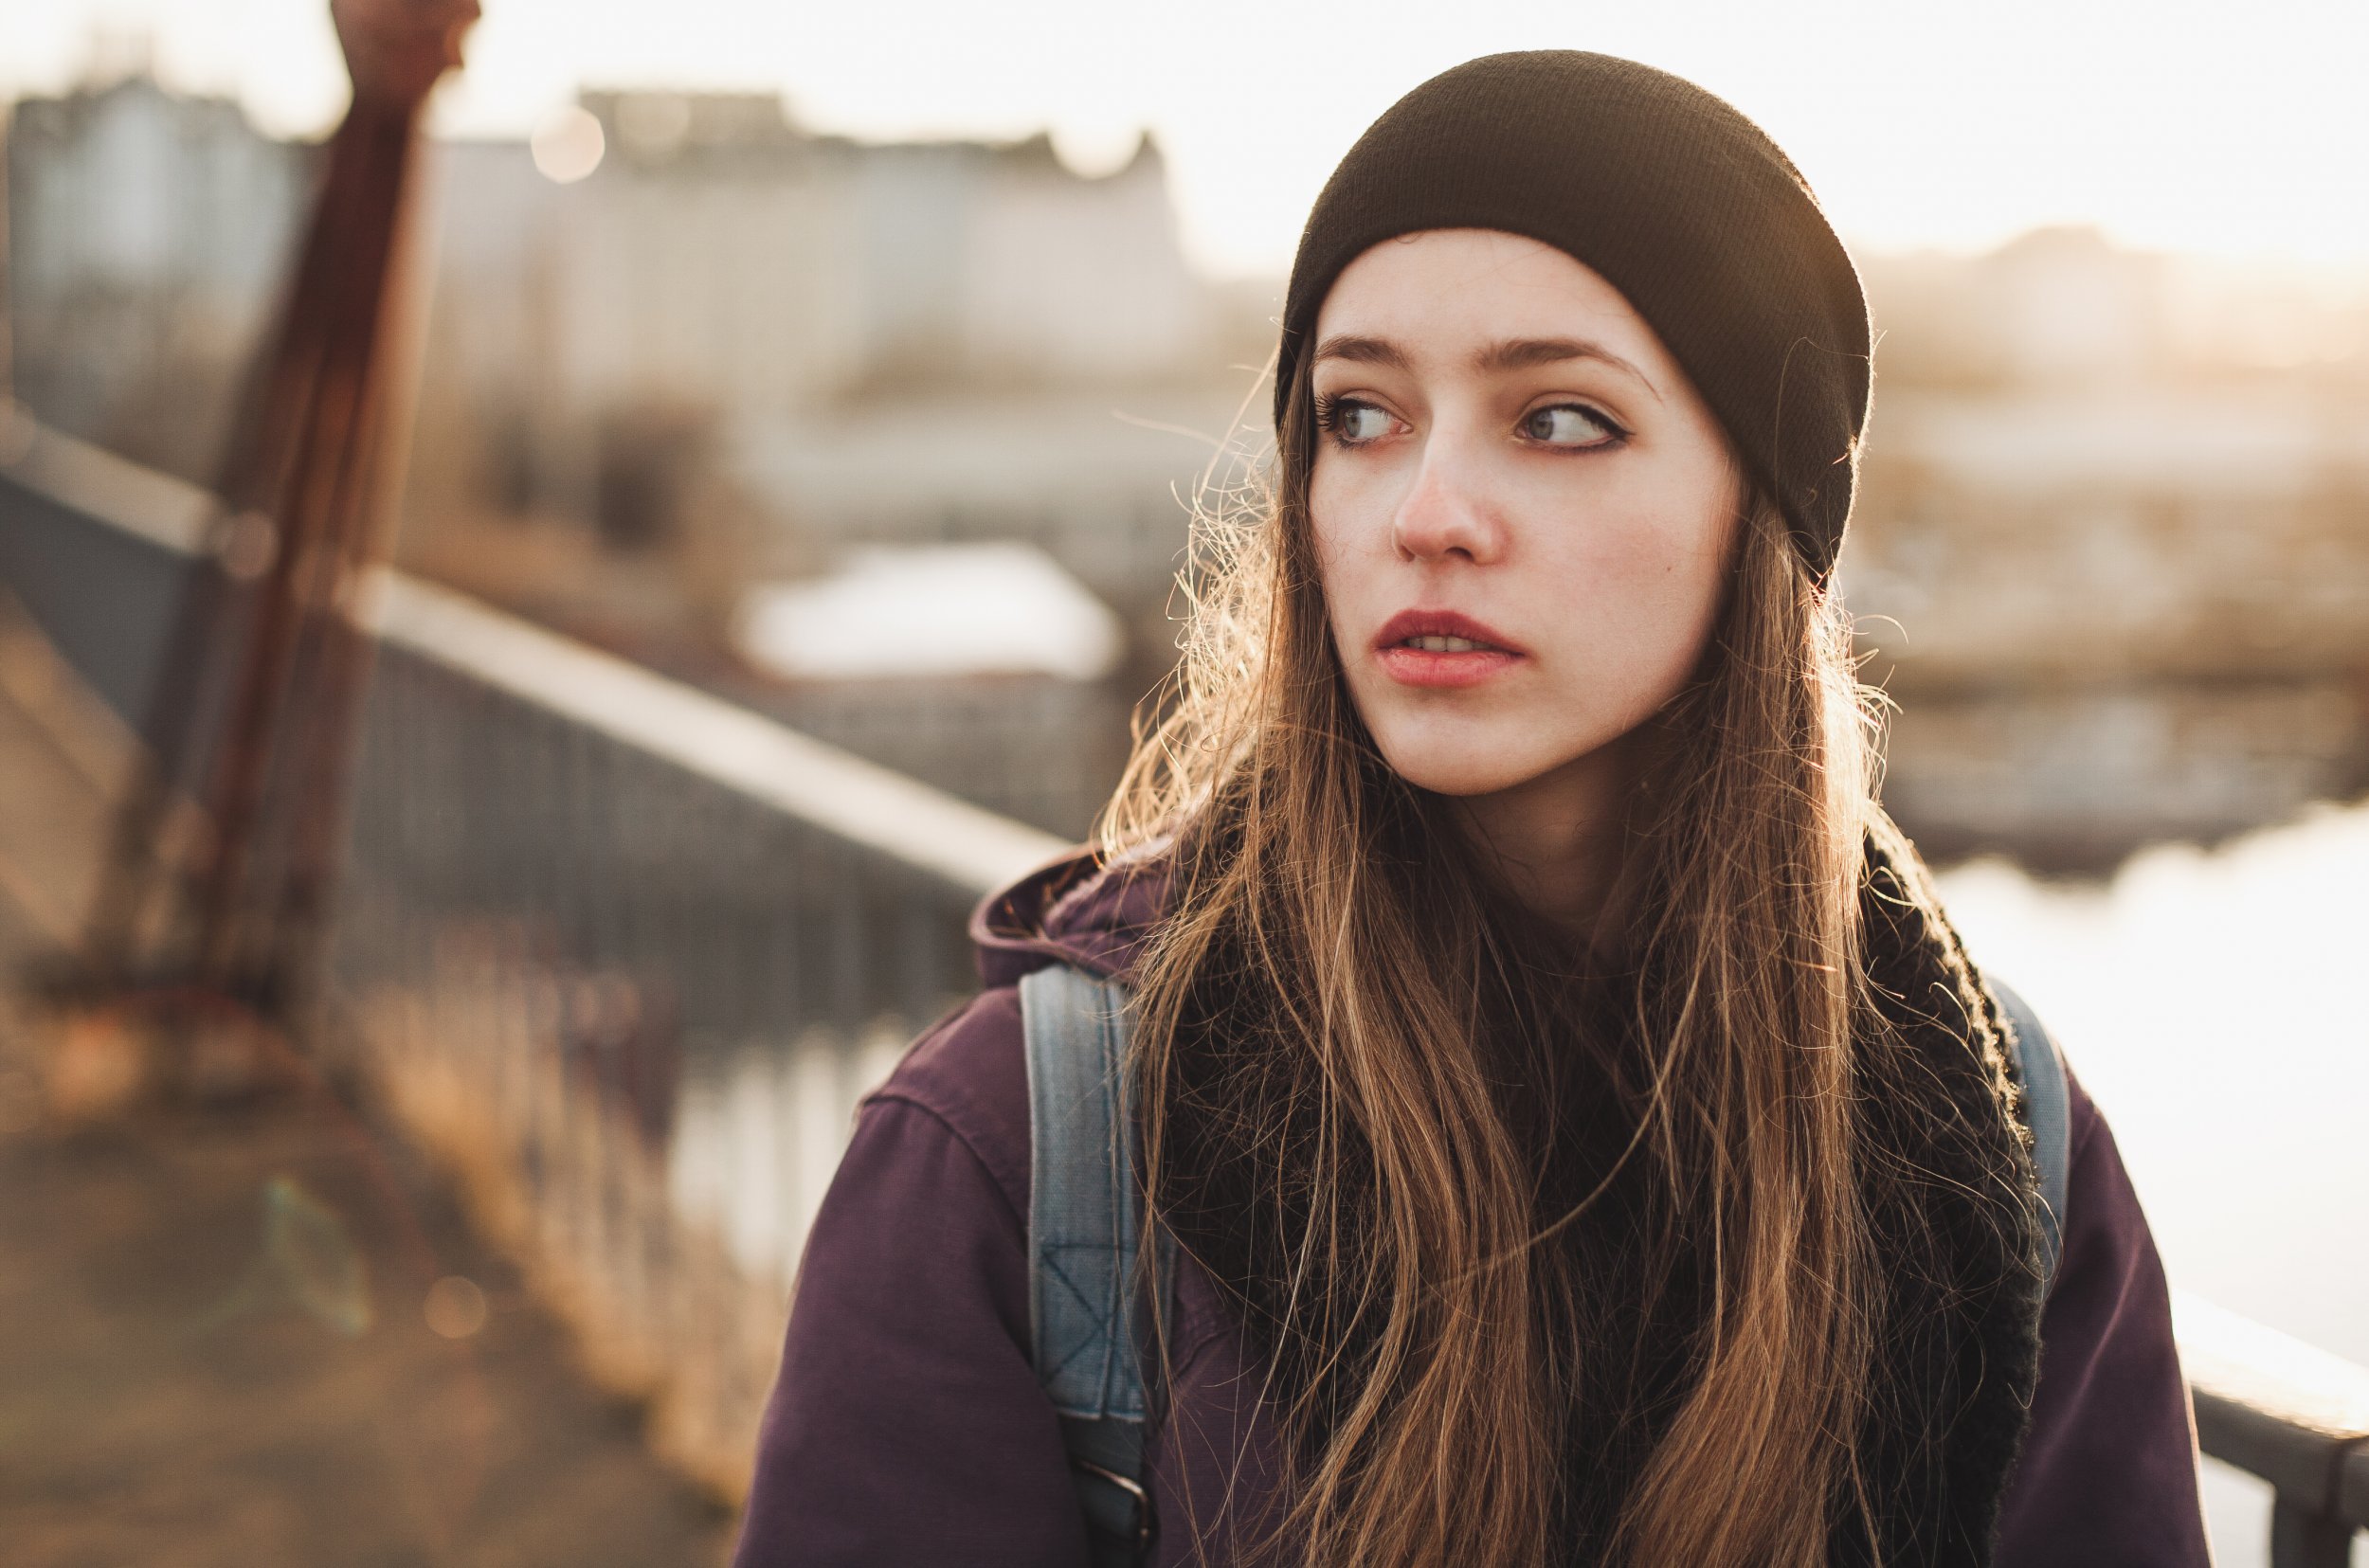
(1312, 333), (1660, 401)
(1311, 333), (1411, 370)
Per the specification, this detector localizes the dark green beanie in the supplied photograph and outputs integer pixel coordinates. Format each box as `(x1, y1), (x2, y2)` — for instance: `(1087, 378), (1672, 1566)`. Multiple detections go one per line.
(1277, 50), (1872, 583)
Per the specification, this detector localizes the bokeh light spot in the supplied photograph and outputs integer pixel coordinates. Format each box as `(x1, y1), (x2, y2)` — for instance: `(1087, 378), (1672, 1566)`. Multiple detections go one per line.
(425, 1274), (489, 1339)
(530, 106), (605, 184)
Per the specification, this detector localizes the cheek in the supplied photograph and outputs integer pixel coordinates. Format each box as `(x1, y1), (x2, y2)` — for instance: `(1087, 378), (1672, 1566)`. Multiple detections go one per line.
(1483, 466), (1735, 782)
(1560, 513), (1733, 732)
(1308, 460), (1388, 617)
(1581, 504), (1730, 674)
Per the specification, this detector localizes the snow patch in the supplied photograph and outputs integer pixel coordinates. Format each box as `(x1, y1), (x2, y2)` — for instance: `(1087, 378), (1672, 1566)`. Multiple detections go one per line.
(733, 542), (1123, 682)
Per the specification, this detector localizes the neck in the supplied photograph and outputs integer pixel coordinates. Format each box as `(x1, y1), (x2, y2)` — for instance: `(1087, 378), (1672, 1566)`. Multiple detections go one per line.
(1446, 729), (1648, 939)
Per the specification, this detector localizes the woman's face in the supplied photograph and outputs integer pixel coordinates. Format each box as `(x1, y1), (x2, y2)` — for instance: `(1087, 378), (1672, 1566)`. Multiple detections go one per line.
(1309, 228), (1744, 805)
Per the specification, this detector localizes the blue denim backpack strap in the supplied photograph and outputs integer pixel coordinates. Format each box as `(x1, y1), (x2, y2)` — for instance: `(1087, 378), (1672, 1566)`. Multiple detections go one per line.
(1020, 962), (1161, 1566)
(1990, 979), (2071, 1292)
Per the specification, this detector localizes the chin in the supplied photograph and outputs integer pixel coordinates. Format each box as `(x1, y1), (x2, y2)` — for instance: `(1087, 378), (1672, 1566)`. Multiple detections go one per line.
(1370, 730), (1560, 799)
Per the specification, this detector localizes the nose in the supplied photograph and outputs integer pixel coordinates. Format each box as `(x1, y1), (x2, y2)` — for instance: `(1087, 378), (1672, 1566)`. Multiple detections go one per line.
(1389, 438), (1506, 566)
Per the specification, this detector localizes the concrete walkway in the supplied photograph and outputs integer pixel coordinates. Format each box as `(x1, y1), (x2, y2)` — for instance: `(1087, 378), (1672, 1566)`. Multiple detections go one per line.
(0, 619), (739, 1567)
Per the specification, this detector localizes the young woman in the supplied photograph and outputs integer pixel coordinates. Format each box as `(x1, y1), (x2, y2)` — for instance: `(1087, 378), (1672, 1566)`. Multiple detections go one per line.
(733, 52), (2209, 1568)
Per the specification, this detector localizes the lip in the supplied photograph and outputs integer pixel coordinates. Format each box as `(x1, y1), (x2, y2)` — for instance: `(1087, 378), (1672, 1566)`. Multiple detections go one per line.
(1370, 608), (1527, 689)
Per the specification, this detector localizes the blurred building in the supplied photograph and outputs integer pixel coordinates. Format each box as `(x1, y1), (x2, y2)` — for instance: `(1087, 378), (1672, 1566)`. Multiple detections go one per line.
(1864, 225), (2369, 394)
(398, 90), (1260, 839)
(409, 90), (1251, 619)
(6, 76), (1257, 840)
(2, 72), (311, 478)
(1854, 232), (2369, 867)
(5, 77), (1252, 605)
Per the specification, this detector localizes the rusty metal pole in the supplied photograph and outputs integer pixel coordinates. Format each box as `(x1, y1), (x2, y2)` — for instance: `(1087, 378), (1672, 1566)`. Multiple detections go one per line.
(186, 98), (421, 1005)
(252, 97), (447, 1017)
(81, 0), (477, 1034)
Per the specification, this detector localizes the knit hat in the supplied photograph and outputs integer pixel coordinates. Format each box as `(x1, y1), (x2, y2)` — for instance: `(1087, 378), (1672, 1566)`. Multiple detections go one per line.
(1277, 51), (1871, 583)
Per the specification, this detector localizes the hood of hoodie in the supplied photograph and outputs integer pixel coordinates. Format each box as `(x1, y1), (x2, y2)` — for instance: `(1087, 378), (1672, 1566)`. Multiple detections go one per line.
(969, 845), (1168, 989)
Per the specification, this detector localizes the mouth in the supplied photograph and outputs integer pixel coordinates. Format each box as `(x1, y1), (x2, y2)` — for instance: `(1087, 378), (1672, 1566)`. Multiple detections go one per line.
(1371, 609), (1526, 689)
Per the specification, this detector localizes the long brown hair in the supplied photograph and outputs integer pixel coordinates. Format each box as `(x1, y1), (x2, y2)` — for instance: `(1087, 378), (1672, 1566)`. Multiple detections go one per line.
(1099, 352), (1889, 1567)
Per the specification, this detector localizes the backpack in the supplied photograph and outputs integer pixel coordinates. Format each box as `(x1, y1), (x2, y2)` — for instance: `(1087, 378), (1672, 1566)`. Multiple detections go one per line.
(1018, 964), (2072, 1568)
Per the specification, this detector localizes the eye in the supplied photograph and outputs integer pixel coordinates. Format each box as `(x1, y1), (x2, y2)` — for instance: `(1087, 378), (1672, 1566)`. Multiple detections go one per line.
(1315, 395), (1398, 446)
(1518, 403), (1623, 449)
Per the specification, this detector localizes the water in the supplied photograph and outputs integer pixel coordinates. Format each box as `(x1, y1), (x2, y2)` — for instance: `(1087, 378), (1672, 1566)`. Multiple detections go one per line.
(1939, 798), (2369, 1567)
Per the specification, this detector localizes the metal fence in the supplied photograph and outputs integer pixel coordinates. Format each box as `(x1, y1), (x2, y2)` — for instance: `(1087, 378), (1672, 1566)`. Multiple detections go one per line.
(328, 569), (1063, 1485)
(2180, 1295), (2369, 1567)
(2, 413), (2364, 1557)
(0, 415), (1068, 1488)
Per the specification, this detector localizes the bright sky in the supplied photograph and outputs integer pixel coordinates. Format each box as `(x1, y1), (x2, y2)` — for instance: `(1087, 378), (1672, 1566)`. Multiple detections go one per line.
(8, 0), (2368, 279)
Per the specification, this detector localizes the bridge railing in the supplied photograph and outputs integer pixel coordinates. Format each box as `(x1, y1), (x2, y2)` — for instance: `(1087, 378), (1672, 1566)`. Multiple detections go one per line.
(0, 412), (1069, 1489)
(330, 566), (1068, 1487)
(2, 410), (2363, 1557)
(2178, 1293), (2369, 1566)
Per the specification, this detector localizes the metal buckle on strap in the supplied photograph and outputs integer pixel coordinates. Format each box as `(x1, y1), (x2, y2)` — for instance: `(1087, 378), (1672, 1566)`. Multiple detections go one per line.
(1070, 1455), (1156, 1552)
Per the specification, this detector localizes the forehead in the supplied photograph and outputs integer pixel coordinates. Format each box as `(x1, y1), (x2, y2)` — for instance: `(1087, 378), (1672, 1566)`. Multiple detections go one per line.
(1311, 228), (1659, 364)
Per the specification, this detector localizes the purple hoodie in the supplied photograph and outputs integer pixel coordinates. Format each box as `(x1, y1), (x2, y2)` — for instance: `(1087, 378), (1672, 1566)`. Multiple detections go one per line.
(733, 854), (2211, 1567)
